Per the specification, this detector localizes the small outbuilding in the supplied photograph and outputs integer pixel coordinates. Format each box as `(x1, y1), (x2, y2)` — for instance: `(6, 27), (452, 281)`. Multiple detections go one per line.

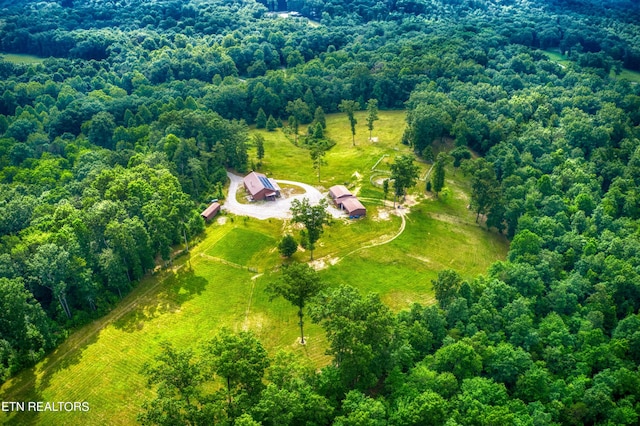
(200, 202), (221, 221)
(244, 171), (281, 201)
(340, 197), (366, 218)
(328, 185), (353, 206)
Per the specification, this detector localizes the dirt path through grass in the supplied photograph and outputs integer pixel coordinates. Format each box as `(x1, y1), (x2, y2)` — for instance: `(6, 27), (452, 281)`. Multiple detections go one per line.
(331, 202), (407, 265)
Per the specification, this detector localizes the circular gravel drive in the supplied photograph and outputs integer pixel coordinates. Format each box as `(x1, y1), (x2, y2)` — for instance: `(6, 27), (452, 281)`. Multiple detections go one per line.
(222, 172), (343, 220)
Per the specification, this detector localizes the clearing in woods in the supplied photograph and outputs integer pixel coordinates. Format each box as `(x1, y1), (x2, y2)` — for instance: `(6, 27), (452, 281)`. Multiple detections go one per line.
(0, 110), (508, 425)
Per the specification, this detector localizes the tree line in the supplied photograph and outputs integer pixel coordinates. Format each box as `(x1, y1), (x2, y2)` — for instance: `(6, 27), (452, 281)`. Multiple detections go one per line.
(0, 0), (639, 423)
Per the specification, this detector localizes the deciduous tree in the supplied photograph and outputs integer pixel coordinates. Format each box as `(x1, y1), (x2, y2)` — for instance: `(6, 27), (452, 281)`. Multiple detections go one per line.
(466, 158), (501, 224)
(205, 328), (269, 420)
(432, 269), (462, 309)
(432, 152), (447, 198)
(266, 263), (326, 344)
(290, 198), (329, 260)
(278, 234), (297, 258)
(390, 155), (420, 206)
(310, 285), (395, 391)
(366, 98), (379, 141)
(138, 342), (205, 426)
(339, 100), (359, 146)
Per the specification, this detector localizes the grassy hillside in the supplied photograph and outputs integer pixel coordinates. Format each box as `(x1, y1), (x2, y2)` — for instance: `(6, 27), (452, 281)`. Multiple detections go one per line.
(0, 110), (508, 425)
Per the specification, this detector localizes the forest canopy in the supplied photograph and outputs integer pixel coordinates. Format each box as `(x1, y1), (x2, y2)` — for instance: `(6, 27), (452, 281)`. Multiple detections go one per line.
(1, 0), (640, 424)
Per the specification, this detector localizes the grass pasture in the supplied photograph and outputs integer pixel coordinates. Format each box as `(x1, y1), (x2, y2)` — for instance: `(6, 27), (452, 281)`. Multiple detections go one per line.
(0, 53), (46, 64)
(1, 110), (508, 425)
(251, 110), (414, 189)
(615, 67), (640, 84)
(206, 226), (277, 269)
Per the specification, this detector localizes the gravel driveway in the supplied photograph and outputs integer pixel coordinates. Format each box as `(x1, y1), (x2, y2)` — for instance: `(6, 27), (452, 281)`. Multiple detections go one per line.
(222, 172), (343, 220)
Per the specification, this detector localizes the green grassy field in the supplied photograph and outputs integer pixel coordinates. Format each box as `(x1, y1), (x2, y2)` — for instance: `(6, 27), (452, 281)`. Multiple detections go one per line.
(542, 49), (571, 68)
(615, 68), (640, 83)
(0, 110), (508, 425)
(0, 53), (46, 64)
(542, 48), (640, 83)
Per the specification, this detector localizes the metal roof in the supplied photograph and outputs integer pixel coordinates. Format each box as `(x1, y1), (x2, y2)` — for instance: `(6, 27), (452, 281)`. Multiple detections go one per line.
(259, 176), (275, 190)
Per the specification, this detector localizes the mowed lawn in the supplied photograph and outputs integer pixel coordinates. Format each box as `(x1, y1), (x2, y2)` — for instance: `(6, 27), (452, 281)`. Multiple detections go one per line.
(1, 110), (508, 425)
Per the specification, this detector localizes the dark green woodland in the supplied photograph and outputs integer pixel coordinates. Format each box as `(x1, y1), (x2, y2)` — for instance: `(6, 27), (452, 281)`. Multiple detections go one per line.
(1, 0), (640, 424)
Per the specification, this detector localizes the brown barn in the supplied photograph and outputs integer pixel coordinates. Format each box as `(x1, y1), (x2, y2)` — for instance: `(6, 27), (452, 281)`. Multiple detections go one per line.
(200, 202), (221, 221)
(328, 185), (353, 206)
(201, 202), (221, 221)
(340, 197), (366, 218)
(244, 171), (281, 201)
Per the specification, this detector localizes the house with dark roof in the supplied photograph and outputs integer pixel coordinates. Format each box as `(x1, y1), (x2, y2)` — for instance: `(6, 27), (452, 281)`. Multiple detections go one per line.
(340, 197), (366, 218)
(243, 171), (281, 201)
(328, 185), (353, 206)
(200, 202), (221, 221)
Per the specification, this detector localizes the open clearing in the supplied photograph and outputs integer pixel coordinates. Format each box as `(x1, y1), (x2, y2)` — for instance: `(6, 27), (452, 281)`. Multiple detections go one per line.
(0, 53), (46, 64)
(1, 110), (508, 425)
(542, 48), (640, 83)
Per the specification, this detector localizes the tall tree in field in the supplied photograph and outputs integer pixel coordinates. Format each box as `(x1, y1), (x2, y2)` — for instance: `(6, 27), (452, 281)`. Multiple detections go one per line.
(390, 155), (420, 207)
(286, 99), (312, 145)
(432, 152), (447, 198)
(253, 133), (265, 167)
(310, 142), (327, 182)
(366, 98), (379, 141)
(339, 100), (359, 146)
(382, 179), (389, 203)
(288, 116), (299, 143)
(290, 197), (329, 260)
(314, 106), (326, 129)
(266, 262), (326, 344)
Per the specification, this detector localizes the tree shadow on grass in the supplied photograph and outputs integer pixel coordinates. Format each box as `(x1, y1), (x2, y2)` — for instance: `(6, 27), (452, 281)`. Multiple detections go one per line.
(112, 266), (208, 333)
(0, 329), (97, 425)
(35, 328), (100, 393)
(0, 367), (43, 424)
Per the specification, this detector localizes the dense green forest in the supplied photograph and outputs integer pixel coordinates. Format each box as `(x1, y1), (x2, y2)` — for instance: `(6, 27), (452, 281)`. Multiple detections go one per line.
(1, 0), (640, 424)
